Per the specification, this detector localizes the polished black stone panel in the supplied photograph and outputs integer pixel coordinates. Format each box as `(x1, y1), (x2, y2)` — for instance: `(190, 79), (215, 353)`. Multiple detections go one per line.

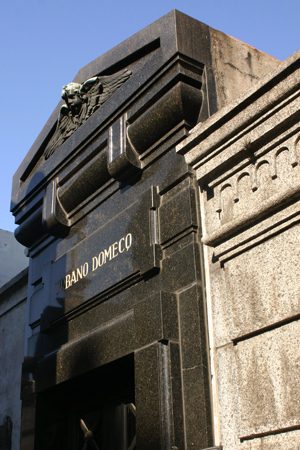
(178, 283), (212, 448)
(178, 283), (207, 370)
(135, 344), (162, 450)
(19, 396), (36, 450)
(161, 242), (202, 292)
(169, 341), (185, 450)
(135, 291), (178, 347)
(40, 186), (160, 329)
(183, 366), (212, 449)
(135, 341), (183, 450)
(160, 186), (198, 245)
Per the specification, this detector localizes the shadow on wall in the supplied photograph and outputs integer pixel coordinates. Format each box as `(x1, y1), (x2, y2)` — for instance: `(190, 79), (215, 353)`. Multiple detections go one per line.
(0, 416), (12, 450)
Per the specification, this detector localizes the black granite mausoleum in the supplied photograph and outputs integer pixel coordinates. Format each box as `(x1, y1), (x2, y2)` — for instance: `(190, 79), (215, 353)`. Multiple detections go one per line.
(11, 11), (275, 450)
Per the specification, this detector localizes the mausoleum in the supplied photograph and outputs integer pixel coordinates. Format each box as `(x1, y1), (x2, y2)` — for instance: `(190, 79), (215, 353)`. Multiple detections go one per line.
(6, 10), (300, 450)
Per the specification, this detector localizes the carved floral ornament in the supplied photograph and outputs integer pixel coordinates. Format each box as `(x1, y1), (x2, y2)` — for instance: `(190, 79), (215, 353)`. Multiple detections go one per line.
(44, 69), (132, 159)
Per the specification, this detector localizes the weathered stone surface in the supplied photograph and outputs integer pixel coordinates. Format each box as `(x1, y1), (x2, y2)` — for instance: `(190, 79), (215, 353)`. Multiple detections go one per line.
(224, 224), (300, 339)
(209, 27), (279, 109)
(177, 52), (300, 198)
(0, 229), (28, 288)
(0, 270), (28, 450)
(240, 429), (300, 450)
(237, 322), (300, 438)
(215, 324), (300, 450)
(207, 221), (300, 347)
(215, 344), (241, 450)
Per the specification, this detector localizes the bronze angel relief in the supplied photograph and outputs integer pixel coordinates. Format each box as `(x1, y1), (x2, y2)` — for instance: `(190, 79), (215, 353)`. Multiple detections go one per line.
(44, 69), (132, 159)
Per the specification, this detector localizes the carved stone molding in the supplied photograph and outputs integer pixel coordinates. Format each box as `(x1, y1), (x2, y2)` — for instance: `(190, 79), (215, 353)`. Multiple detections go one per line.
(203, 132), (300, 254)
(177, 49), (300, 262)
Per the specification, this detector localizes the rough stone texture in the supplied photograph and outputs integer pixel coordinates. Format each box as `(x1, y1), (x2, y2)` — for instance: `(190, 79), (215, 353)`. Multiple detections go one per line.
(240, 430), (300, 450)
(0, 269), (28, 450)
(215, 344), (241, 450)
(237, 322), (300, 438)
(0, 416), (13, 450)
(178, 49), (300, 449)
(209, 28), (279, 109)
(224, 225), (300, 340)
(0, 230), (28, 288)
(205, 223), (300, 347)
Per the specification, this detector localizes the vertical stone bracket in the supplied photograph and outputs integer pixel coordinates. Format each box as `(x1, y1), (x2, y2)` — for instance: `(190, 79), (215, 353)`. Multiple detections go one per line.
(108, 114), (142, 182)
(42, 178), (70, 238)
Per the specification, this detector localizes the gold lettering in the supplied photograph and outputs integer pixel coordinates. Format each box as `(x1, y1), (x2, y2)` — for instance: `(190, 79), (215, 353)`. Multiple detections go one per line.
(125, 233), (132, 251)
(112, 241), (118, 259)
(65, 274), (71, 289)
(57, 233), (133, 292)
(71, 271), (77, 285)
(119, 237), (125, 253)
(83, 262), (89, 277)
(99, 251), (105, 267)
(104, 246), (112, 261)
(92, 256), (98, 271)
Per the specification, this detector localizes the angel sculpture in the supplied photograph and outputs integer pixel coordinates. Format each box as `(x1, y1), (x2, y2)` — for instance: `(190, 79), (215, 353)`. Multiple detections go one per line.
(44, 69), (132, 159)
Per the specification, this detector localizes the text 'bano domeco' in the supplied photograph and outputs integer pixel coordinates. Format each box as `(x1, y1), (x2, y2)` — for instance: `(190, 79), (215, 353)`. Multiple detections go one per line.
(56, 233), (132, 292)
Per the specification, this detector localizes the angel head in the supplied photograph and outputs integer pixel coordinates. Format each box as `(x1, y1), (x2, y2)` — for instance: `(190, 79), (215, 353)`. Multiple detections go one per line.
(61, 82), (87, 116)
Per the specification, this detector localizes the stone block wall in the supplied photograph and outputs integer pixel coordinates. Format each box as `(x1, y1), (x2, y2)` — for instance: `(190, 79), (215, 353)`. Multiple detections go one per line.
(0, 230), (28, 288)
(0, 269), (28, 450)
(178, 49), (300, 450)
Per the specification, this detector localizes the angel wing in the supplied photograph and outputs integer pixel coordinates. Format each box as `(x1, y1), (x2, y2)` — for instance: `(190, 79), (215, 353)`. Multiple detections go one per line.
(82, 68), (132, 118)
(44, 68), (131, 159)
(44, 106), (77, 159)
(98, 68), (132, 104)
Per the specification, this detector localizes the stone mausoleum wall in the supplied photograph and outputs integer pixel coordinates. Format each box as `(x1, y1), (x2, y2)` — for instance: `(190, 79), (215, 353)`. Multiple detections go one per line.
(0, 268), (28, 450)
(178, 49), (300, 450)
(0, 229), (28, 288)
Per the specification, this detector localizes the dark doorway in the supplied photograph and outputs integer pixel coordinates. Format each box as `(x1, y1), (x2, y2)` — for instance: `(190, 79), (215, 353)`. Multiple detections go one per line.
(34, 354), (135, 450)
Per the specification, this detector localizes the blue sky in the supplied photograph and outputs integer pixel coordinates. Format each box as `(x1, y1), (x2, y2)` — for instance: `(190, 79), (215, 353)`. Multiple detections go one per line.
(1, 0), (299, 232)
